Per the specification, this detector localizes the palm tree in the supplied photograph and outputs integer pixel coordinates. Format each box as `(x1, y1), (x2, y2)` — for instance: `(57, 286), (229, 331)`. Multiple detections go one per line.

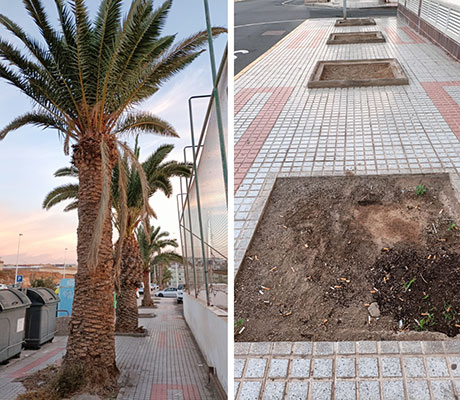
(136, 225), (182, 306)
(0, 0), (224, 390)
(43, 141), (191, 333)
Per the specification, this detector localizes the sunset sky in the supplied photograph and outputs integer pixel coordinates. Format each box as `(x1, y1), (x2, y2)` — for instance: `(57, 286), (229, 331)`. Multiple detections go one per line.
(0, 0), (227, 265)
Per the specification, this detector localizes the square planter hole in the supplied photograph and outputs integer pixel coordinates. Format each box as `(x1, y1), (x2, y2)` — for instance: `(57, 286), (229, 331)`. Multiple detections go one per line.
(307, 58), (409, 89)
(235, 174), (460, 342)
(335, 17), (376, 27)
(326, 31), (386, 45)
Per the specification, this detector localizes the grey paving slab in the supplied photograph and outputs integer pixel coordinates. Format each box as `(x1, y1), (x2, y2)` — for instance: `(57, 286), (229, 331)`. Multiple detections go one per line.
(287, 381), (309, 400)
(358, 357), (379, 378)
(234, 359), (246, 379)
(311, 381), (332, 400)
(262, 381), (285, 400)
(426, 357), (450, 377)
(431, 380), (456, 400)
(382, 380), (405, 400)
(246, 358), (267, 378)
(268, 358), (289, 378)
(381, 357), (403, 377)
(239, 381), (262, 400)
(313, 358), (334, 378)
(359, 381), (380, 400)
(290, 358), (311, 378)
(336, 358), (355, 378)
(335, 381), (356, 400)
(404, 357), (427, 377)
(407, 380), (431, 400)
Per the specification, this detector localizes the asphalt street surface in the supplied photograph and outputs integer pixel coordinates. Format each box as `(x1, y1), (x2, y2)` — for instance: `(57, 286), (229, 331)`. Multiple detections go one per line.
(235, 0), (397, 74)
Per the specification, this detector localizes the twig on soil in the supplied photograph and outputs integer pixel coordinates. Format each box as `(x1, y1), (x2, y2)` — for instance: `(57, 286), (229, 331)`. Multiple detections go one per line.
(420, 274), (428, 284)
(432, 223), (438, 234)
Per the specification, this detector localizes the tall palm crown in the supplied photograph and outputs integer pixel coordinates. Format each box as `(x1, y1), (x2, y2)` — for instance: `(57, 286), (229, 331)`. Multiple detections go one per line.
(0, 0), (224, 267)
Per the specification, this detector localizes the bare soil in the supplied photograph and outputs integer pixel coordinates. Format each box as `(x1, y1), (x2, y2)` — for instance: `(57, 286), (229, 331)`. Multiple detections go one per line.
(328, 32), (385, 45)
(234, 174), (460, 342)
(321, 63), (394, 81)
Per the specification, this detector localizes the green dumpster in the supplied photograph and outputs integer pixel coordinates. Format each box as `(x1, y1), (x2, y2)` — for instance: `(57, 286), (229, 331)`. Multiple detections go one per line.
(0, 288), (31, 363)
(24, 288), (60, 349)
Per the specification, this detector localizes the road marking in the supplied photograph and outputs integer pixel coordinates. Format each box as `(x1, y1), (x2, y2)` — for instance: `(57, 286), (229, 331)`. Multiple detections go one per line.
(234, 50), (249, 60)
(235, 20), (309, 80)
(236, 19), (307, 29)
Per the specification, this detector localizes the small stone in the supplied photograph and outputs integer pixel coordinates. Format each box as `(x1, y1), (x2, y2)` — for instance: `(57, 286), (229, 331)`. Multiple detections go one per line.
(368, 302), (380, 318)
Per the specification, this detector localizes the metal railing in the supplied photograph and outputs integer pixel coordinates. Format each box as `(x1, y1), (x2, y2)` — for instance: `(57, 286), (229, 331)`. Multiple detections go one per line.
(177, 51), (228, 311)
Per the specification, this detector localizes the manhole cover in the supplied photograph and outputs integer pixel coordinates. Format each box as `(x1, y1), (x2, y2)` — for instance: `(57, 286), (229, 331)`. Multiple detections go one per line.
(335, 18), (376, 27)
(327, 31), (386, 45)
(307, 58), (409, 88)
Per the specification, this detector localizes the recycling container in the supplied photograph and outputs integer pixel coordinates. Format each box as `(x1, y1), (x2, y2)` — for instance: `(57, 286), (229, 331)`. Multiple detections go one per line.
(24, 288), (60, 349)
(0, 288), (31, 363)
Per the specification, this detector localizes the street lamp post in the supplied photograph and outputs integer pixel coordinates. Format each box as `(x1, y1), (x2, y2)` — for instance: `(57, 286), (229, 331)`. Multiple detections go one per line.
(343, 0), (347, 20)
(63, 247), (68, 279)
(14, 233), (23, 285)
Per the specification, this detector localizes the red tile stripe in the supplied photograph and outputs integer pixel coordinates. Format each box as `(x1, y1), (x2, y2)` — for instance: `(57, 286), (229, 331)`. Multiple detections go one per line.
(310, 29), (327, 48)
(385, 26), (425, 44)
(150, 384), (201, 400)
(288, 30), (311, 49)
(8, 347), (65, 379)
(235, 87), (294, 192)
(422, 81), (460, 141)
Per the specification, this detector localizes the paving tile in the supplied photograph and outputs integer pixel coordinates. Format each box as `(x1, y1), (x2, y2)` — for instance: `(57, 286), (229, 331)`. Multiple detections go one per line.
(407, 380), (431, 400)
(357, 341), (377, 354)
(337, 342), (355, 355)
(239, 381), (262, 400)
(422, 341), (445, 354)
(293, 342), (313, 355)
(334, 381), (356, 400)
(273, 342), (292, 355)
(314, 342), (335, 355)
(336, 358), (355, 378)
(290, 358), (311, 378)
(358, 357), (379, 378)
(234, 358), (246, 379)
(235, 343), (251, 355)
(448, 357), (460, 377)
(381, 357), (402, 377)
(403, 357), (426, 377)
(250, 342), (271, 355)
(313, 359), (333, 378)
(426, 357), (450, 377)
(246, 358), (267, 378)
(382, 380), (405, 400)
(311, 381), (332, 400)
(234, 381), (240, 400)
(262, 381), (285, 400)
(286, 381), (308, 400)
(444, 342), (460, 353)
(268, 358), (289, 378)
(431, 380), (456, 400)
(359, 381), (380, 400)
(379, 341), (400, 354)
(400, 341), (423, 354)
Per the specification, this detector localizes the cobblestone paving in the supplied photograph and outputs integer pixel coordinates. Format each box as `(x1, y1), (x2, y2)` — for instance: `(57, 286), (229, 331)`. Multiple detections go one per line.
(234, 341), (460, 399)
(234, 16), (460, 400)
(0, 298), (216, 400)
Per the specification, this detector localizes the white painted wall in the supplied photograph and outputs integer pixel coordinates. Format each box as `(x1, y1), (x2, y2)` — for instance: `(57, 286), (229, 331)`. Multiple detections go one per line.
(183, 293), (228, 394)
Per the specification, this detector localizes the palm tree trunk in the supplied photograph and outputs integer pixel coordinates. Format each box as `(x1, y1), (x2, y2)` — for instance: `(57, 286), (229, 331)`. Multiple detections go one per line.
(141, 269), (154, 306)
(63, 136), (118, 387)
(115, 234), (143, 333)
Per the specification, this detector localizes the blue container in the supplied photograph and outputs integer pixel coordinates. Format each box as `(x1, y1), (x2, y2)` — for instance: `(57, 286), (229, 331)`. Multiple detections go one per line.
(57, 278), (74, 316)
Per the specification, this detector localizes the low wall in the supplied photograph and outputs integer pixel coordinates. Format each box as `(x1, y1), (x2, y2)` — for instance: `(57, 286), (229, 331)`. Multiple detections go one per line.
(398, 0), (460, 60)
(183, 293), (228, 394)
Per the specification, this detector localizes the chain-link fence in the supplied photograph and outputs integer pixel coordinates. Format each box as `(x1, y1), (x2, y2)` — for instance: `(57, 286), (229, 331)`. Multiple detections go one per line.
(177, 52), (227, 311)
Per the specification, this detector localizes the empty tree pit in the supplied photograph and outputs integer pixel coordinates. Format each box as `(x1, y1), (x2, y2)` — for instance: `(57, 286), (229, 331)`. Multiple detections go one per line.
(327, 31), (386, 45)
(307, 59), (409, 89)
(234, 174), (460, 342)
(335, 18), (376, 27)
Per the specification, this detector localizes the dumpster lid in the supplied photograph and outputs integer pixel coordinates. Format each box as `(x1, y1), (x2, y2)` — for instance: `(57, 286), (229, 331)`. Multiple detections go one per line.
(26, 287), (60, 305)
(0, 288), (31, 311)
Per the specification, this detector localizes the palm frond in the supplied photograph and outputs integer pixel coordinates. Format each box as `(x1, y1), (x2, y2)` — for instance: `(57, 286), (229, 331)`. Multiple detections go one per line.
(115, 112), (178, 137)
(42, 183), (79, 210)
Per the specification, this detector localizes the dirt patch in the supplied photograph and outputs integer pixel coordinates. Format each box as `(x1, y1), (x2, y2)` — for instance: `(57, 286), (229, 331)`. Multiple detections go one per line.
(327, 31), (386, 45)
(321, 63), (394, 81)
(234, 174), (460, 342)
(335, 18), (376, 27)
(308, 59), (409, 88)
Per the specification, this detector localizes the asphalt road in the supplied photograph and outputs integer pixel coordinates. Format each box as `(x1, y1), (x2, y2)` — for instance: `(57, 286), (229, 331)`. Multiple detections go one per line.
(235, 0), (397, 74)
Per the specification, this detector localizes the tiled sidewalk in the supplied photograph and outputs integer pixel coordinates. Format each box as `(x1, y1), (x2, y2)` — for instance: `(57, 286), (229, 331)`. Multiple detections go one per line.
(234, 16), (460, 400)
(234, 341), (460, 399)
(0, 298), (217, 399)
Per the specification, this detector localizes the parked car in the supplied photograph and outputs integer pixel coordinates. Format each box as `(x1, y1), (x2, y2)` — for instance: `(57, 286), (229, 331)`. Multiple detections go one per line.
(155, 287), (177, 298)
(176, 285), (183, 304)
(138, 282), (154, 295)
(0, 283), (7, 290)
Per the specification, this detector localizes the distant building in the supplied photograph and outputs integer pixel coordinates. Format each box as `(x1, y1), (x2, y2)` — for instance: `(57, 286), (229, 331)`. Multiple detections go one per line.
(0, 259), (3, 271)
(170, 262), (185, 286)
